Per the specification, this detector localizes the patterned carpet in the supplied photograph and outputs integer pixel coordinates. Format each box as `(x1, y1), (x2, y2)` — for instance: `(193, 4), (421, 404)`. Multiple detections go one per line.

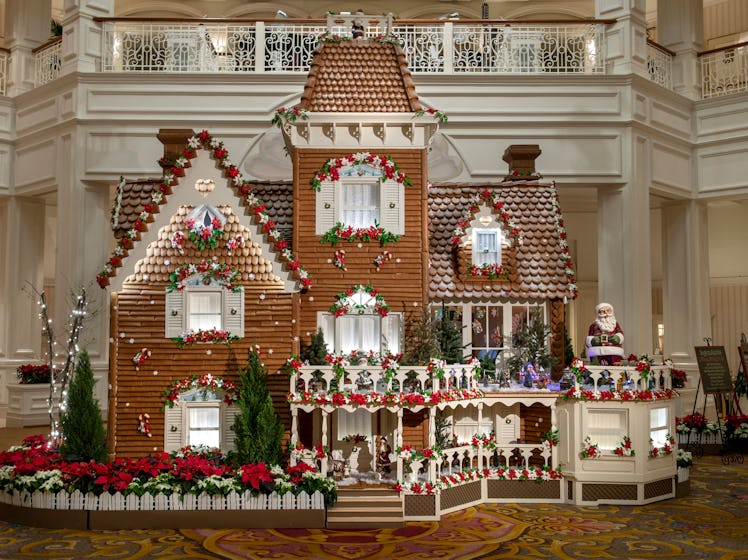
(0, 455), (745, 560)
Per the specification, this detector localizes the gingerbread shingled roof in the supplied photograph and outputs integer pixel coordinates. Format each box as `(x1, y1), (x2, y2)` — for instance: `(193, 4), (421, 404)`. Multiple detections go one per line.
(299, 40), (422, 113)
(114, 181), (294, 247)
(429, 182), (575, 301)
(127, 205), (277, 284)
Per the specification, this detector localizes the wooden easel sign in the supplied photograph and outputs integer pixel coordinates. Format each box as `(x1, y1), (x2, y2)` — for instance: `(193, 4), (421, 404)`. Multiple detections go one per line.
(694, 346), (733, 394)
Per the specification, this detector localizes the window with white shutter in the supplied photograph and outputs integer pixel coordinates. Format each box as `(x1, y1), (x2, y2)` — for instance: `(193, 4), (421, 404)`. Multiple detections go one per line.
(318, 312), (401, 355)
(165, 286), (244, 339)
(315, 165), (404, 236)
(163, 389), (237, 453)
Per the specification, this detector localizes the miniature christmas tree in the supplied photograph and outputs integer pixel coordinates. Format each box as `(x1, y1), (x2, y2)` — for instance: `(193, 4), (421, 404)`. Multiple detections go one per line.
(401, 309), (440, 365)
(300, 328), (328, 365)
(233, 346), (284, 465)
(506, 308), (557, 376)
(436, 305), (466, 364)
(59, 350), (108, 463)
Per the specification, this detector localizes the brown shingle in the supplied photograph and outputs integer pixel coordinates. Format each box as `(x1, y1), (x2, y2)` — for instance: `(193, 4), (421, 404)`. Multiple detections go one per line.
(299, 41), (422, 113)
(429, 182), (575, 301)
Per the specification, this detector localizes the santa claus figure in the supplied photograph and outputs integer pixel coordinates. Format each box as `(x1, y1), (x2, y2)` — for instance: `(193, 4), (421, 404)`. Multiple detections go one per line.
(585, 303), (625, 365)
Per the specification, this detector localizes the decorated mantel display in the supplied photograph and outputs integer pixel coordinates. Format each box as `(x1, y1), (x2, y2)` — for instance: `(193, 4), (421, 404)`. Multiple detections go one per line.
(585, 302), (625, 365)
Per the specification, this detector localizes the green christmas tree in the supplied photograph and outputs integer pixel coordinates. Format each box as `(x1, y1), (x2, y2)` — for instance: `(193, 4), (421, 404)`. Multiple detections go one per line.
(233, 347), (284, 465)
(435, 305), (466, 364)
(300, 328), (328, 365)
(60, 350), (108, 463)
(401, 309), (440, 365)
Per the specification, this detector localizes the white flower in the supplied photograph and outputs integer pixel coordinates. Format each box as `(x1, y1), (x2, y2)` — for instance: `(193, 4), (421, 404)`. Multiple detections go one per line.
(188, 137), (201, 149)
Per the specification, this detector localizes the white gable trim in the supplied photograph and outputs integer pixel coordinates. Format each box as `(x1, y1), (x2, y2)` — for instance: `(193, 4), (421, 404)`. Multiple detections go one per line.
(110, 152), (298, 293)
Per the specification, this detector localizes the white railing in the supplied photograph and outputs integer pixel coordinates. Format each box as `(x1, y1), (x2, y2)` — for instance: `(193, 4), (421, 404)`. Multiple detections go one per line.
(290, 362), (480, 398)
(0, 48), (7, 95)
(0, 489), (324, 511)
(570, 364), (673, 393)
(647, 39), (673, 90)
(701, 41), (748, 99)
(99, 19), (608, 75)
(33, 37), (62, 87)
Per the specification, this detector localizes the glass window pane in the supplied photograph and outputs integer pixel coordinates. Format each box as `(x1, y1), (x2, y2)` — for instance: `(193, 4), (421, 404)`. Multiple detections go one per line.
(342, 182), (379, 228)
(337, 409), (372, 440)
(188, 407), (220, 448)
(487, 306), (504, 349)
(188, 291), (222, 331)
(650, 428), (669, 448)
(650, 407), (668, 429)
(471, 306), (487, 350)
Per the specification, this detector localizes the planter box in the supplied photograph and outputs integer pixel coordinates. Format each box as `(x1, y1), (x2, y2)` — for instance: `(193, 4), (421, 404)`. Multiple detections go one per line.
(6, 383), (49, 427)
(0, 490), (326, 529)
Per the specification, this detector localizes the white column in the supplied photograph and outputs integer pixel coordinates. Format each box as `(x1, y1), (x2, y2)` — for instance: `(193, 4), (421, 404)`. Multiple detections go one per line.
(60, 0), (114, 75)
(55, 131), (112, 409)
(595, 0), (649, 78)
(596, 134), (653, 356)
(661, 200), (711, 416)
(291, 407), (299, 446)
(0, 197), (46, 407)
(657, 0), (704, 100)
(3, 0), (52, 94)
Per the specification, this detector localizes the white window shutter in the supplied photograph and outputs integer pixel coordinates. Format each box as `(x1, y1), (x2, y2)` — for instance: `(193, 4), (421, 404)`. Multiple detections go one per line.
(315, 180), (336, 234)
(497, 404), (520, 444)
(164, 405), (183, 452)
(317, 312), (335, 353)
(165, 290), (185, 338)
(223, 288), (245, 338)
(379, 179), (404, 235)
(222, 405), (238, 452)
(381, 312), (401, 355)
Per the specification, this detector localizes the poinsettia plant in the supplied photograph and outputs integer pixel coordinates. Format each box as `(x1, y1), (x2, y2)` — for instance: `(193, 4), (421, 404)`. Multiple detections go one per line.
(16, 364), (54, 384)
(172, 328), (240, 349)
(320, 222), (400, 247)
(614, 435), (635, 456)
(579, 437), (600, 459)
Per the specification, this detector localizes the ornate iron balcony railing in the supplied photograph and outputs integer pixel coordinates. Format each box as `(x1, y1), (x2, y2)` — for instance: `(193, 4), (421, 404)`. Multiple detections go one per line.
(646, 39), (674, 90)
(98, 18), (608, 75)
(33, 36), (62, 87)
(700, 41), (748, 99)
(0, 48), (8, 96)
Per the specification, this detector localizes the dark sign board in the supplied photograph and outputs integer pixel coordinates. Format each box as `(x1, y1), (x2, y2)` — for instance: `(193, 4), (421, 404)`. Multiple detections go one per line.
(694, 346), (733, 393)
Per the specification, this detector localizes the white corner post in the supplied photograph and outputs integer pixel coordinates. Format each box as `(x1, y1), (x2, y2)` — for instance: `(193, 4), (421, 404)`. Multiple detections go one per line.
(595, 0), (649, 79)
(3, 0), (52, 94)
(661, 200), (711, 414)
(60, 0), (114, 75)
(596, 134), (653, 356)
(656, 0), (704, 100)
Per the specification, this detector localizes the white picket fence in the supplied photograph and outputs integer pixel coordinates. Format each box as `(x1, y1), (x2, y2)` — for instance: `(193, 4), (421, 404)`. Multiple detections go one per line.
(0, 489), (324, 511)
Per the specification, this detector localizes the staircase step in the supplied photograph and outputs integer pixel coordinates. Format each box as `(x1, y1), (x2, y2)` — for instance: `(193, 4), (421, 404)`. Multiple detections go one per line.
(328, 506), (403, 516)
(326, 518), (404, 529)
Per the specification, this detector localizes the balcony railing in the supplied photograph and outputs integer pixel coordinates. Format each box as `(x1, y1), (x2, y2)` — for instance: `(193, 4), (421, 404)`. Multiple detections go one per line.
(646, 38), (674, 90)
(33, 36), (62, 87)
(700, 41), (748, 99)
(98, 18), (608, 75)
(0, 48), (8, 96)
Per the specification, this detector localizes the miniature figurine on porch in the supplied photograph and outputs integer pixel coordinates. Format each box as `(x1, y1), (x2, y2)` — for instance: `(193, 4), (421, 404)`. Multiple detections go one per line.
(585, 302), (625, 365)
(376, 436), (392, 474)
(351, 10), (366, 38)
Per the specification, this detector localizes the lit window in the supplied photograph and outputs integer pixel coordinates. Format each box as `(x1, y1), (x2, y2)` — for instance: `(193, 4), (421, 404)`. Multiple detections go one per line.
(341, 181), (379, 228)
(188, 406), (221, 448)
(473, 229), (501, 265)
(650, 407), (669, 448)
(188, 291), (222, 331)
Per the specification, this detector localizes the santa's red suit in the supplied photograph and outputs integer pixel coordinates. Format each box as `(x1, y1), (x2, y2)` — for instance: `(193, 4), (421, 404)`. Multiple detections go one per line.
(585, 322), (625, 361)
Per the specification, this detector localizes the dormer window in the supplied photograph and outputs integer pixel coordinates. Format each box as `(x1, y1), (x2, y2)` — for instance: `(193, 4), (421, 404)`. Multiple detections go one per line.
(473, 228), (502, 266)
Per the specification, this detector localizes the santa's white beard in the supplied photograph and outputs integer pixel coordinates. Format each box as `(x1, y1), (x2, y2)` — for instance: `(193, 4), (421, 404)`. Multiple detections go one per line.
(595, 315), (617, 333)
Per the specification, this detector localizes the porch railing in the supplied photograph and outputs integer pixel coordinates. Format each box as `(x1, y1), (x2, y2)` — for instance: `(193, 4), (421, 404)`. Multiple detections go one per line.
(646, 38), (674, 90)
(0, 48), (7, 95)
(33, 36), (62, 87)
(700, 41), (748, 99)
(98, 18), (609, 75)
(289, 362), (480, 398)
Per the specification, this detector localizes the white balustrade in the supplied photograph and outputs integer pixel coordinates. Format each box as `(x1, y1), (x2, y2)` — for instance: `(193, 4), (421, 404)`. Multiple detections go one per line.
(290, 362), (480, 399)
(0, 49), (7, 96)
(34, 38), (62, 87)
(646, 40), (673, 90)
(571, 364), (673, 393)
(99, 20), (607, 75)
(701, 42), (748, 99)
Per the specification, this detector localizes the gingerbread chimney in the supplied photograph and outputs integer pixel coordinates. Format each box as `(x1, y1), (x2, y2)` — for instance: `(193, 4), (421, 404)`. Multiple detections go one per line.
(502, 144), (542, 180)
